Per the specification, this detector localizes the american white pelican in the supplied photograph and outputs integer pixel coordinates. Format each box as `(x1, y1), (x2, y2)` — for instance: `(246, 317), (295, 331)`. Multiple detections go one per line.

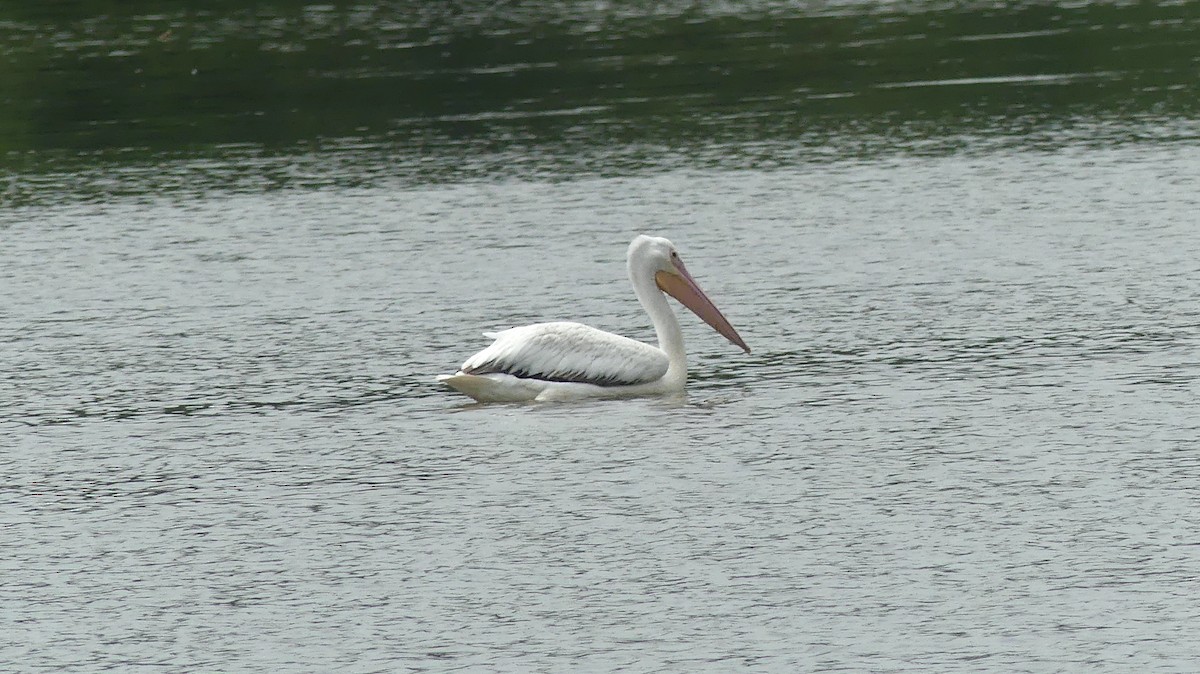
(438, 235), (749, 402)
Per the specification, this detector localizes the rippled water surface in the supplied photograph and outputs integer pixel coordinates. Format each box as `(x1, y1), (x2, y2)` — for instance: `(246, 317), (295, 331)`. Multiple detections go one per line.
(4, 1), (1200, 672)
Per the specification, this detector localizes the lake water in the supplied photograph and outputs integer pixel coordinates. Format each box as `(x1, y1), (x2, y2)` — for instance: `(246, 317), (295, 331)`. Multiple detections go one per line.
(3, 1), (1200, 672)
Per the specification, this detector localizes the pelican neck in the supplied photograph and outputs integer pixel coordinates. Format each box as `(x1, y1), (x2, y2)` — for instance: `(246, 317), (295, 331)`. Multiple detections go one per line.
(629, 262), (686, 372)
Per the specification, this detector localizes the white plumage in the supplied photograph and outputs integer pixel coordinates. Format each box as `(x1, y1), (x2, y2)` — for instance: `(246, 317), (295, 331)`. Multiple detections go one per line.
(462, 322), (669, 386)
(438, 235), (748, 402)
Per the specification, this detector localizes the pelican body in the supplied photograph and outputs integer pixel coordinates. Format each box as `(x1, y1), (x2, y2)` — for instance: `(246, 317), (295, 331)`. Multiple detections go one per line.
(438, 235), (749, 402)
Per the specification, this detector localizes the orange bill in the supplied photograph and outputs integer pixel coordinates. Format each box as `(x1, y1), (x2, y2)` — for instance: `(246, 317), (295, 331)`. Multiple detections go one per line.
(656, 262), (750, 353)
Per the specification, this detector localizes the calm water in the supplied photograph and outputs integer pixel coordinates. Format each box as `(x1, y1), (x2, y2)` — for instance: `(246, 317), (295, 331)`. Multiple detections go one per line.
(4, 1), (1200, 672)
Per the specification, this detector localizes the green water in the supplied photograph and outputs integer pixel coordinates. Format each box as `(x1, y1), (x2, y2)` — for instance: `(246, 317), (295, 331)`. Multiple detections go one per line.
(3, 0), (1197, 191)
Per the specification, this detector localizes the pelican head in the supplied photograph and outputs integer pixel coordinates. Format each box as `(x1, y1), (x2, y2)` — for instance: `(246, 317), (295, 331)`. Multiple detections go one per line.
(628, 235), (750, 353)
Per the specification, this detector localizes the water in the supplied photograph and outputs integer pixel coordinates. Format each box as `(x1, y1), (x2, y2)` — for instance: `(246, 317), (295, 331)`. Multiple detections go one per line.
(3, 1), (1200, 672)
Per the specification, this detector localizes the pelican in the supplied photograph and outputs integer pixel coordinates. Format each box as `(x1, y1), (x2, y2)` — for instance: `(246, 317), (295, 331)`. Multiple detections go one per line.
(438, 235), (749, 402)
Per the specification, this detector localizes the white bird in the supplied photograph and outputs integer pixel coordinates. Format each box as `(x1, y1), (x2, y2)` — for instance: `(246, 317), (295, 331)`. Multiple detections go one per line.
(438, 235), (749, 402)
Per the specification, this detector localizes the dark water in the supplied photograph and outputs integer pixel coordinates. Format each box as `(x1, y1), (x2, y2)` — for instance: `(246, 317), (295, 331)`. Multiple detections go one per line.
(3, 2), (1200, 672)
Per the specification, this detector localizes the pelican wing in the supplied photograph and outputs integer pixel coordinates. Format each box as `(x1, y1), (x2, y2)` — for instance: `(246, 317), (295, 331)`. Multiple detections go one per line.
(461, 322), (668, 387)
